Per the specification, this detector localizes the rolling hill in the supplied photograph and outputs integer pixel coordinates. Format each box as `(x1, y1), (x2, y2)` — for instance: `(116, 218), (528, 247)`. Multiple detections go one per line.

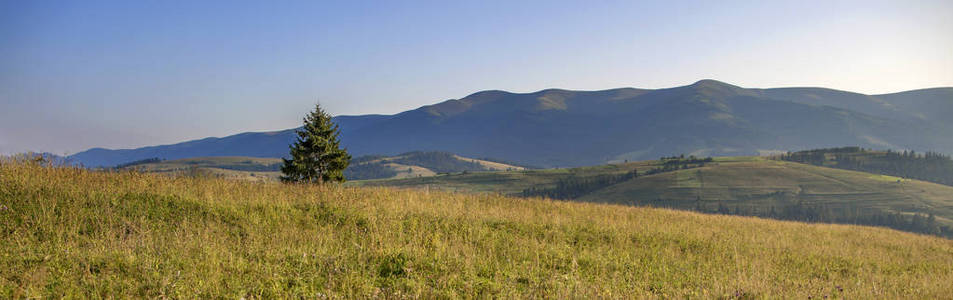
(359, 155), (953, 237)
(116, 156), (285, 182)
(3, 160), (952, 297)
(779, 147), (953, 186)
(117, 151), (524, 181)
(345, 151), (525, 180)
(68, 80), (953, 168)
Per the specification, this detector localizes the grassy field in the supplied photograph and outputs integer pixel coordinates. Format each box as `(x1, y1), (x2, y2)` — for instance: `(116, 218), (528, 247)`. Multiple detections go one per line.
(2, 160), (953, 298)
(361, 157), (953, 227)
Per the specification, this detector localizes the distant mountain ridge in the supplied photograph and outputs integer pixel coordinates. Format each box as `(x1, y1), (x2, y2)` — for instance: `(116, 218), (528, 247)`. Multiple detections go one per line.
(70, 115), (390, 167)
(70, 80), (953, 167)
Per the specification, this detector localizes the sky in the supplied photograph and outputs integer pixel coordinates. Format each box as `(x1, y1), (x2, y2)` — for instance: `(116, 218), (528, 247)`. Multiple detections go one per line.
(1, 0), (951, 155)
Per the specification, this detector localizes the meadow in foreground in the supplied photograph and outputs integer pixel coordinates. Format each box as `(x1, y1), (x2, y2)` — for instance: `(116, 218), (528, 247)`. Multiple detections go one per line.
(1, 160), (952, 298)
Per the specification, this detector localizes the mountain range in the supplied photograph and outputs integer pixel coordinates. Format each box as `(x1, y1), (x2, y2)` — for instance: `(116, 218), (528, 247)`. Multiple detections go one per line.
(69, 80), (953, 168)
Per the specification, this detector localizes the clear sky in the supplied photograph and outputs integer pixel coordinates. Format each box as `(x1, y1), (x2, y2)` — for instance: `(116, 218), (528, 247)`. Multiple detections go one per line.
(1, 0), (951, 155)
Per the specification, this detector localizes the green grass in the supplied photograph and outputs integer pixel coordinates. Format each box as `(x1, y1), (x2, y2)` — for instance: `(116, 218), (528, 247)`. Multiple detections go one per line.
(2, 160), (953, 297)
(868, 174), (905, 182)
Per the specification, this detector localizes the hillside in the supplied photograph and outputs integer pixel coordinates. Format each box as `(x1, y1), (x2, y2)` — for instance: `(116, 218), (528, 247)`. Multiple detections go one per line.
(346, 151), (525, 180)
(68, 80), (953, 168)
(780, 147), (953, 186)
(118, 156), (284, 182)
(361, 156), (953, 237)
(117, 152), (524, 181)
(2, 160), (952, 297)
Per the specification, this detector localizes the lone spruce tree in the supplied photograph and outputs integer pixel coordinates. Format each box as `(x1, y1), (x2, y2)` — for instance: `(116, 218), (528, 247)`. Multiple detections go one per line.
(280, 104), (351, 183)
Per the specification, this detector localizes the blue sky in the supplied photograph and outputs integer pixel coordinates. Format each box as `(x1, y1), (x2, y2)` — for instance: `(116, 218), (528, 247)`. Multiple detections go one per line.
(1, 0), (951, 155)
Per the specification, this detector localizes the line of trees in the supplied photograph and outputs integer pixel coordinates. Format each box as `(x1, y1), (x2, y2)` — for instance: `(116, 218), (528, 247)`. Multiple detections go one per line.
(344, 163), (399, 180)
(344, 151), (493, 180)
(521, 170), (639, 199)
(780, 147), (953, 186)
(217, 163), (282, 172)
(644, 155), (713, 175)
(521, 155), (713, 200)
(114, 157), (162, 169)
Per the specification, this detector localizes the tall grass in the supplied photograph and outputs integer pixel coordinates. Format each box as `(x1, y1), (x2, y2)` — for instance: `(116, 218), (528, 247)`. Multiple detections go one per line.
(1, 160), (952, 298)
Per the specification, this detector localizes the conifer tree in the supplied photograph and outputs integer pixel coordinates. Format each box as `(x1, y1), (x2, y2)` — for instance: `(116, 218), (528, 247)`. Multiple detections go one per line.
(280, 104), (351, 183)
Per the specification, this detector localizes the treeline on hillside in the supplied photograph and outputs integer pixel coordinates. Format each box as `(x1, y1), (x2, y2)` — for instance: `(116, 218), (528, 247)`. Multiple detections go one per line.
(644, 155), (713, 175)
(344, 163), (399, 180)
(522, 155), (713, 200)
(115, 157), (162, 168)
(212, 152), (506, 180)
(780, 147), (953, 186)
(351, 155), (388, 165)
(522, 170), (639, 199)
(114, 157), (283, 172)
(215, 163), (282, 172)
(345, 151), (495, 180)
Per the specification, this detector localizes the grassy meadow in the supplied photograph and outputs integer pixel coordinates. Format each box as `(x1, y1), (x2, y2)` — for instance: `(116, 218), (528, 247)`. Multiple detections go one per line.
(2, 160), (953, 298)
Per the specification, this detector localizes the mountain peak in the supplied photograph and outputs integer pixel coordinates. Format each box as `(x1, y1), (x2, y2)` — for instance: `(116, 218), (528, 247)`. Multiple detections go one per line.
(460, 90), (512, 101)
(690, 79), (738, 88)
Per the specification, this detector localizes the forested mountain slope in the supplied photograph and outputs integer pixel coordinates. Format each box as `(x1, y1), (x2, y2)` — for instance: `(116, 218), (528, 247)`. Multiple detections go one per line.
(70, 81), (953, 168)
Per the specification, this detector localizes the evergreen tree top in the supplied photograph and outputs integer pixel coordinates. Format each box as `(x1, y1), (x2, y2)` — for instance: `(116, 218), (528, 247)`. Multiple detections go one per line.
(280, 103), (351, 184)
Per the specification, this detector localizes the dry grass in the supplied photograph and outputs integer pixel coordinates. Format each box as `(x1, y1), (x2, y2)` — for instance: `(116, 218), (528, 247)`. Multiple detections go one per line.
(1, 160), (952, 298)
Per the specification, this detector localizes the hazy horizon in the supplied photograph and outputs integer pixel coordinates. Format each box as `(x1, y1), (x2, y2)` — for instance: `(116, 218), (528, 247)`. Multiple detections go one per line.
(2, 0), (952, 155)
